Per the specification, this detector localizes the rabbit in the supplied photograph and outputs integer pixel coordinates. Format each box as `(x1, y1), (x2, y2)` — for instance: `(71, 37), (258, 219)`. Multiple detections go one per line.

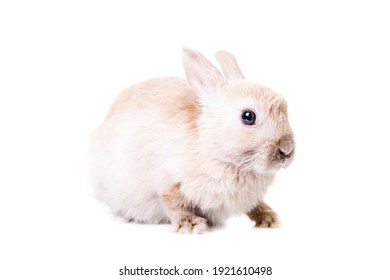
(88, 48), (295, 233)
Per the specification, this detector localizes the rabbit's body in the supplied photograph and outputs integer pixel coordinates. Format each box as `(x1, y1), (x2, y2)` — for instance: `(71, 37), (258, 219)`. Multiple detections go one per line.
(88, 49), (295, 233)
(89, 78), (194, 223)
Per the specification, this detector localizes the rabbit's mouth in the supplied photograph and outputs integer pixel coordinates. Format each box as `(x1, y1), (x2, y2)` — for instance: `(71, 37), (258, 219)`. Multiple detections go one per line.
(255, 157), (293, 174)
(263, 135), (295, 170)
(269, 146), (294, 168)
(235, 138), (294, 174)
(275, 146), (294, 164)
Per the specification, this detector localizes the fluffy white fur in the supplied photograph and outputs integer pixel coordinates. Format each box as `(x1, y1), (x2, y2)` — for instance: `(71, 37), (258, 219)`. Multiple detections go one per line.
(88, 48), (294, 232)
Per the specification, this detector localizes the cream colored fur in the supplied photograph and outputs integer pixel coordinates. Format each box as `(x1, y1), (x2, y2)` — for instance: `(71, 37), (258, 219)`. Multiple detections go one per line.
(88, 48), (294, 232)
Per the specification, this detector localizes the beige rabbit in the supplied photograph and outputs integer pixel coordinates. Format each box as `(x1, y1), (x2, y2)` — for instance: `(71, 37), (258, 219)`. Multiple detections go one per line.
(88, 48), (295, 233)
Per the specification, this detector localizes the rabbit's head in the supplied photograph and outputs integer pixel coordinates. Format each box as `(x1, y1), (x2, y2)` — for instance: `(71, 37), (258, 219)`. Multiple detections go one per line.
(183, 48), (295, 174)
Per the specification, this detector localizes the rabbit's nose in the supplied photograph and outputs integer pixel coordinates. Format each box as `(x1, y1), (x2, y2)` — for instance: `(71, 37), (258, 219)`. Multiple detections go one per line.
(277, 134), (295, 158)
(278, 146), (294, 158)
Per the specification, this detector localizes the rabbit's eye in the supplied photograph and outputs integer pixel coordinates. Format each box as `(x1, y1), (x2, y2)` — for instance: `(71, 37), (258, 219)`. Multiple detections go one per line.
(241, 110), (256, 126)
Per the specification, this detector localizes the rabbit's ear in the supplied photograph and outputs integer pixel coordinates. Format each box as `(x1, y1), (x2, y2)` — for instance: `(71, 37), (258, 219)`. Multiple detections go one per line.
(215, 51), (245, 80)
(182, 48), (226, 93)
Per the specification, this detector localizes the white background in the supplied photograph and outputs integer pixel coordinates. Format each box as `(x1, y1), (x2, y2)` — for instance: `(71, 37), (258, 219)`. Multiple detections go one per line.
(1, 1), (389, 279)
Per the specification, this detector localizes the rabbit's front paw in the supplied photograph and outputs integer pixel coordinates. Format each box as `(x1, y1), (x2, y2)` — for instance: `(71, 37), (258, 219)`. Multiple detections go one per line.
(253, 210), (279, 228)
(248, 202), (279, 228)
(175, 215), (209, 234)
